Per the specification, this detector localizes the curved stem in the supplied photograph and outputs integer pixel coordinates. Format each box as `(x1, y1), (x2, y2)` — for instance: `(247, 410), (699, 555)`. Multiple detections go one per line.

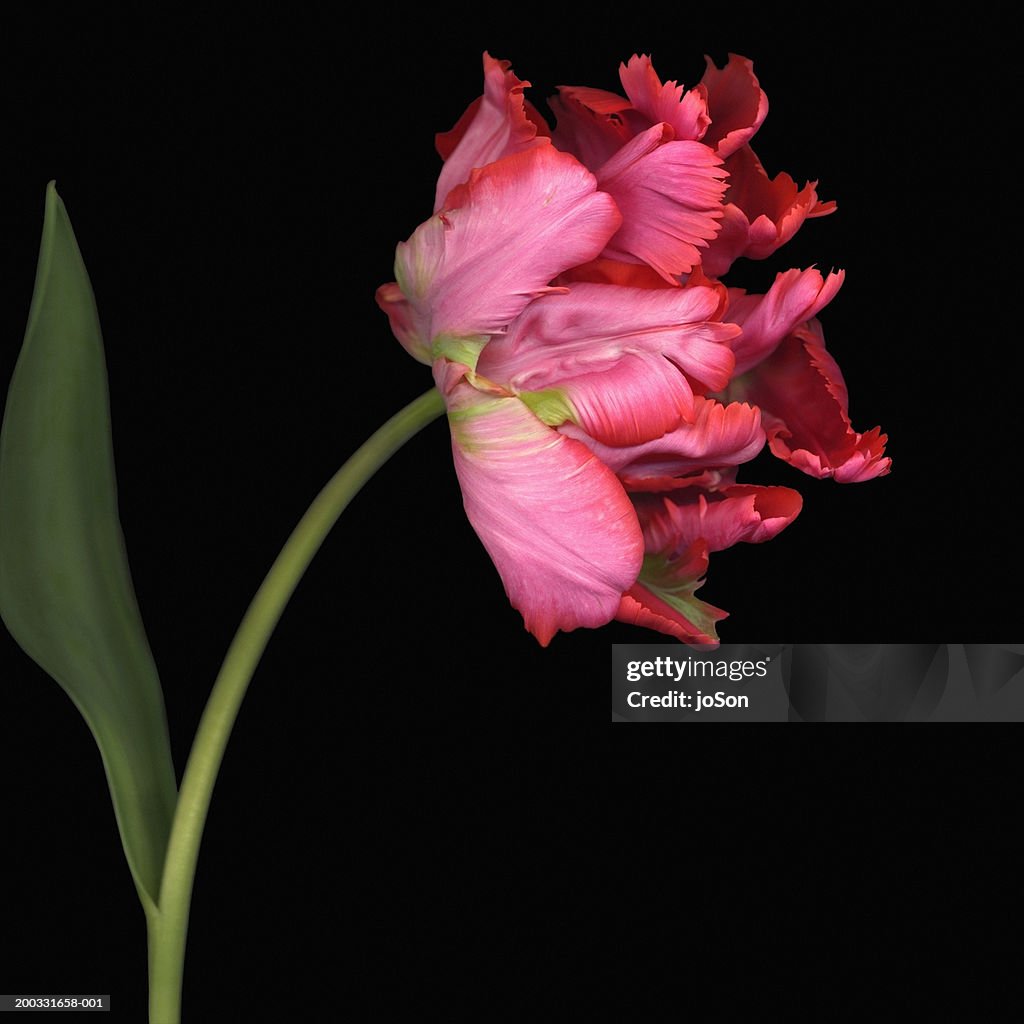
(146, 387), (445, 1024)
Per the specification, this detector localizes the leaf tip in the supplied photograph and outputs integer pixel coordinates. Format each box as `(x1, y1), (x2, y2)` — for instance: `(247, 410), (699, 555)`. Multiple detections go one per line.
(42, 181), (66, 243)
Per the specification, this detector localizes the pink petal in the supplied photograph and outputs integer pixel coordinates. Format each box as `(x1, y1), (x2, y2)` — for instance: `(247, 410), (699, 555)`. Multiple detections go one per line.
(726, 267), (845, 374)
(634, 484), (803, 554)
(699, 54), (768, 158)
(433, 53), (550, 212)
(744, 320), (891, 482)
(618, 54), (710, 142)
(616, 541), (726, 644)
(447, 383), (643, 645)
(562, 396), (765, 490)
(477, 282), (738, 394)
(392, 147), (621, 352)
(596, 125), (728, 282)
(375, 281), (431, 365)
(551, 351), (696, 445)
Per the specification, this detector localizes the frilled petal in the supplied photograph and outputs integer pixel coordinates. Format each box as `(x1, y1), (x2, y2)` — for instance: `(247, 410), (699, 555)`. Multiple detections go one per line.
(595, 125), (728, 282)
(727, 146), (837, 250)
(617, 480), (799, 645)
(744, 320), (891, 482)
(697, 203), (750, 278)
(447, 384), (643, 645)
(618, 54), (710, 142)
(699, 54), (768, 158)
(726, 267), (845, 374)
(477, 282), (738, 395)
(617, 542), (726, 645)
(634, 484), (803, 555)
(391, 146), (621, 353)
(549, 86), (635, 172)
(433, 53), (550, 212)
(562, 396), (765, 490)
(700, 146), (836, 276)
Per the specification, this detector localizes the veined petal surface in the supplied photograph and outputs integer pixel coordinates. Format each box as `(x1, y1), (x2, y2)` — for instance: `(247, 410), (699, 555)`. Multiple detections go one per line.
(393, 146), (621, 351)
(447, 384), (643, 645)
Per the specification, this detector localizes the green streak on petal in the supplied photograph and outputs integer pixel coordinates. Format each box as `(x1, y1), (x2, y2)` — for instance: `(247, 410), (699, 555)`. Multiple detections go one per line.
(447, 395), (502, 453)
(639, 554), (722, 644)
(432, 334), (489, 371)
(393, 251), (413, 298)
(448, 394), (555, 456)
(519, 387), (577, 427)
(446, 397), (508, 423)
(395, 233), (435, 301)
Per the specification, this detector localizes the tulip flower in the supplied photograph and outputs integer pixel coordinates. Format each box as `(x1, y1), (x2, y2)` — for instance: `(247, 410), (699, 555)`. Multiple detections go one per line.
(377, 49), (888, 645)
(380, 140), (744, 643)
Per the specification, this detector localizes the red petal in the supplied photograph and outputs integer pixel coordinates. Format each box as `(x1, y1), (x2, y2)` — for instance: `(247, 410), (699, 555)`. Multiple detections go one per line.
(555, 258), (669, 290)
(745, 320), (891, 482)
(699, 54), (769, 158)
(550, 86), (634, 171)
(634, 484), (803, 555)
(697, 203), (750, 278)
(616, 541), (726, 644)
(436, 97), (482, 161)
(700, 146), (837, 274)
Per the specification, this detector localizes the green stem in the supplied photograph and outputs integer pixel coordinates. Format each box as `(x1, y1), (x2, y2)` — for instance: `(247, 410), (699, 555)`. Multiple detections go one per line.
(146, 387), (445, 1024)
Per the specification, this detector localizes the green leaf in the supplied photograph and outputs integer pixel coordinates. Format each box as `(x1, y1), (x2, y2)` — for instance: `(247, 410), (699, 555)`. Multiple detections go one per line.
(0, 183), (176, 913)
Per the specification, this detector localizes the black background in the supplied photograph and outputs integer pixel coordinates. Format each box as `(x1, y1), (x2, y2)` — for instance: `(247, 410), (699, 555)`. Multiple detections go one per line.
(0, 9), (1015, 1019)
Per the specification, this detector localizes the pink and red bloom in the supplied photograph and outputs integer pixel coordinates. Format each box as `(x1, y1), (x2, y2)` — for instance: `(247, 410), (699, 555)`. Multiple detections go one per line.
(378, 52), (890, 646)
